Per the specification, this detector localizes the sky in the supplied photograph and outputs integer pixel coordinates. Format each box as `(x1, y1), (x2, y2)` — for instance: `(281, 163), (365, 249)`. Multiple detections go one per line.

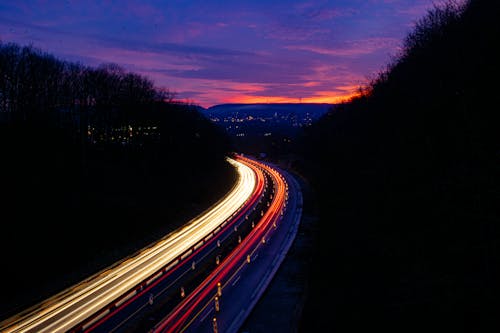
(0, 0), (445, 108)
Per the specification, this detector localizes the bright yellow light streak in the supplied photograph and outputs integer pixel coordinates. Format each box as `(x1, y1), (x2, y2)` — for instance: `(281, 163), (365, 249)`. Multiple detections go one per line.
(0, 158), (256, 333)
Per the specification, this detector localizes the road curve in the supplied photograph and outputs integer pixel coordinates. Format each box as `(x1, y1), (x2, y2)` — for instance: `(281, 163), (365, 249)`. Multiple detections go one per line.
(151, 156), (290, 333)
(0, 157), (257, 333)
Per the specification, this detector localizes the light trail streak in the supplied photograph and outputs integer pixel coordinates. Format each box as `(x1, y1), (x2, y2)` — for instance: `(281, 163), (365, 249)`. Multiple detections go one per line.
(0, 157), (257, 333)
(81, 159), (265, 332)
(152, 155), (288, 333)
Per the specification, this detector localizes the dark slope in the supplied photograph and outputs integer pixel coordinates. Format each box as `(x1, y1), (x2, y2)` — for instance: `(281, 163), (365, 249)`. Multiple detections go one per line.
(298, 1), (499, 331)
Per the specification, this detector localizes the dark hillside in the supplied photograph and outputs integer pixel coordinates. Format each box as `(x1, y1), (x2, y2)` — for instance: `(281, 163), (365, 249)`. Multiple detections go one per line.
(0, 43), (234, 318)
(298, 1), (499, 331)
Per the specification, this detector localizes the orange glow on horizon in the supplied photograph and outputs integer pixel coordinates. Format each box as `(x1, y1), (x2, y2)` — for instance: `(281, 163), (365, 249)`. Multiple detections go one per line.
(223, 90), (361, 105)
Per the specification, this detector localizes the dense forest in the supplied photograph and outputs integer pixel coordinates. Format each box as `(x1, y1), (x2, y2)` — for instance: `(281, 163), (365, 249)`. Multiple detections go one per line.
(298, 0), (499, 331)
(0, 43), (234, 318)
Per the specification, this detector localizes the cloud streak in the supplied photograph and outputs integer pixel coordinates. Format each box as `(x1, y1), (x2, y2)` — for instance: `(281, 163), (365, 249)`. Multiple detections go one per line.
(286, 37), (400, 57)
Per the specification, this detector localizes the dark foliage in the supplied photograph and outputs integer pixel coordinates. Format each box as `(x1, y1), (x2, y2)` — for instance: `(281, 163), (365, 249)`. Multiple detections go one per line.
(0, 43), (233, 318)
(298, 1), (499, 331)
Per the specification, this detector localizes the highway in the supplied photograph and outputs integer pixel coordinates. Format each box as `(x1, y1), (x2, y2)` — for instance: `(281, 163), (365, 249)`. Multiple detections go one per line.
(191, 165), (303, 333)
(78, 158), (268, 333)
(151, 156), (303, 333)
(0, 157), (261, 333)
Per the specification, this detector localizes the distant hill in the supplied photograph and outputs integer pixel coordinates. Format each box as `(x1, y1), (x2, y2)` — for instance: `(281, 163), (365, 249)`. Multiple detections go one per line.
(201, 103), (334, 155)
(202, 103), (334, 136)
(126, 102), (334, 156)
(203, 103), (333, 120)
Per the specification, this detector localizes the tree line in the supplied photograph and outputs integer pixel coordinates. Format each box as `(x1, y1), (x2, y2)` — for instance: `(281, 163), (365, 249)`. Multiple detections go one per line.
(0, 42), (170, 126)
(298, 0), (499, 331)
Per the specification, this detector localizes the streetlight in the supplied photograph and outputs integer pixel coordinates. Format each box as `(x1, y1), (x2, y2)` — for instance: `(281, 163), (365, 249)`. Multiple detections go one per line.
(217, 282), (222, 297)
(214, 296), (220, 312)
(213, 317), (218, 333)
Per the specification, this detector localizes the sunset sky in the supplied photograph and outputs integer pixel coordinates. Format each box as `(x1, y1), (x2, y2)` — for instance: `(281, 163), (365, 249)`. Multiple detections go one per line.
(0, 0), (445, 108)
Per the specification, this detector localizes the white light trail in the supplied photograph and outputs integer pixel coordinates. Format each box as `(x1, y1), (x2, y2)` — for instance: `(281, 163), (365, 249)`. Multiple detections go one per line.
(0, 157), (256, 333)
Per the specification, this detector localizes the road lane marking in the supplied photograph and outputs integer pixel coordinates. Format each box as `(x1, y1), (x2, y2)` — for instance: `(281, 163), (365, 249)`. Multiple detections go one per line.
(232, 275), (241, 287)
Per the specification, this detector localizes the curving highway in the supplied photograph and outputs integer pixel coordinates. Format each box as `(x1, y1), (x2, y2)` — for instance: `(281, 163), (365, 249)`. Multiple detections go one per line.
(151, 156), (298, 333)
(0, 157), (258, 333)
